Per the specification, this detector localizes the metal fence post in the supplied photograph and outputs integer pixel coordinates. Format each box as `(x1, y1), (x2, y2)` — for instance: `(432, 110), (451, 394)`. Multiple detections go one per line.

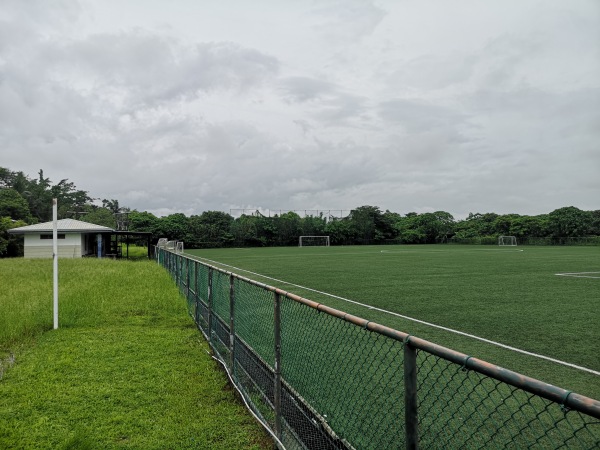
(194, 260), (199, 324)
(274, 292), (282, 439)
(180, 255), (184, 290)
(185, 257), (190, 298)
(207, 268), (213, 344)
(404, 338), (418, 450)
(229, 274), (236, 372)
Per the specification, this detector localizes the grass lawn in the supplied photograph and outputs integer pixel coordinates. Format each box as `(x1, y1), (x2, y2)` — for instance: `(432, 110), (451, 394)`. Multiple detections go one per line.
(186, 245), (600, 401)
(0, 258), (273, 449)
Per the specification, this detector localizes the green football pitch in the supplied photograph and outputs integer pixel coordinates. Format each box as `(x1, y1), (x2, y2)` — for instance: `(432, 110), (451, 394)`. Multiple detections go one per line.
(185, 245), (600, 400)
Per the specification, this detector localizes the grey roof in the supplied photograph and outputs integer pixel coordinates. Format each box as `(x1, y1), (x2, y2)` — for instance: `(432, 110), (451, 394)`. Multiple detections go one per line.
(8, 219), (114, 234)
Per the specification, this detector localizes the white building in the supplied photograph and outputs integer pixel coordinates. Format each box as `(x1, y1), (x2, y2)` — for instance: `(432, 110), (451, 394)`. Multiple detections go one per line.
(8, 219), (114, 258)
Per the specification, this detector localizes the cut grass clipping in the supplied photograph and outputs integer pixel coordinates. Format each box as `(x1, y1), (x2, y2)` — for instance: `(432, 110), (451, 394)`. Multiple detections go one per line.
(0, 258), (272, 449)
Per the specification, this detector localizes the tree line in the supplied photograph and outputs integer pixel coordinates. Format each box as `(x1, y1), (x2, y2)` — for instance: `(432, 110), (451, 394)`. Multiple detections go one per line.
(1, 167), (599, 256)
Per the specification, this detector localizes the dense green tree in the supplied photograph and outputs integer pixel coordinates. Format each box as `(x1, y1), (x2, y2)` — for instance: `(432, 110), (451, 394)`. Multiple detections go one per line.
(83, 207), (116, 228)
(394, 213), (423, 243)
(127, 210), (161, 244)
(51, 179), (93, 219)
(393, 211), (454, 244)
(254, 216), (278, 246)
(509, 215), (549, 239)
(0, 217), (27, 257)
(155, 213), (189, 242)
(0, 169), (93, 222)
(24, 170), (53, 221)
(380, 210), (401, 240)
(348, 206), (382, 242)
(231, 215), (261, 246)
(275, 212), (302, 245)
(325, 218), (354, 244)
(454, 212), (499, 240)
(548, 206), (592, 237)
(187, 211), (234, 247)
(493, 214), (520, 236)
(129, 211), (160, 232)
(428, 211), (455, 242)
(589, 210), (600, 236)
(300, 214), (327, 237)
(0, 189), (33, 222)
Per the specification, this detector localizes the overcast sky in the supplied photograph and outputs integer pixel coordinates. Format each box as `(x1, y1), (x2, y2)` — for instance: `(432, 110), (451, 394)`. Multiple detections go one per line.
(1, 0), (598, 219)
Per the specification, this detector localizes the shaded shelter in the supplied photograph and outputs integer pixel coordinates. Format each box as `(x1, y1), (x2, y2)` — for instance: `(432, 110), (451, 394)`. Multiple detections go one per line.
(8, 218), (152, 259)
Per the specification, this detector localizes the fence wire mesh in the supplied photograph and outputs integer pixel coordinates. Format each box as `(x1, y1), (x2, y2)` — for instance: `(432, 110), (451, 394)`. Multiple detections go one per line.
(157, 248), (600, 450)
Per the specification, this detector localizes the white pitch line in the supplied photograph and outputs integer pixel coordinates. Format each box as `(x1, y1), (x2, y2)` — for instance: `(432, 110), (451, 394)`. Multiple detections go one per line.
(191, 255), (600, 377)
(556, 272), (600, 279)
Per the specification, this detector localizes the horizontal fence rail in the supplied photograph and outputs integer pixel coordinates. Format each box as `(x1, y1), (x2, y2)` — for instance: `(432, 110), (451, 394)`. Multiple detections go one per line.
(156, 247), (600, 450)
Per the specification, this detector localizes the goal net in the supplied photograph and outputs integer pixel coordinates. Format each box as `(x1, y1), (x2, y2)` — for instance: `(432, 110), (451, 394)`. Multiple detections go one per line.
(299, 236), (330, 247)
(498, 236), (517, 246)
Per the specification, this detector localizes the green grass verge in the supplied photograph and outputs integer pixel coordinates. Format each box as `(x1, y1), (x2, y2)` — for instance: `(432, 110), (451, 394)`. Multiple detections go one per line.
(0, 258), (272, 449)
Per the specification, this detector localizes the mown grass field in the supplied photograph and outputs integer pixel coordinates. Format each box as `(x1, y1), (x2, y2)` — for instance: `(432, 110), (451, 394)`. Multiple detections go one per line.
(186, 245), (600, 401)
(0, 258), (272, 449)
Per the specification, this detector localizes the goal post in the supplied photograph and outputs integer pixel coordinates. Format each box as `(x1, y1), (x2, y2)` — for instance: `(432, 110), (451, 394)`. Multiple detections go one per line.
(498, 236), (517, 246)
(299, 236), (330, 247)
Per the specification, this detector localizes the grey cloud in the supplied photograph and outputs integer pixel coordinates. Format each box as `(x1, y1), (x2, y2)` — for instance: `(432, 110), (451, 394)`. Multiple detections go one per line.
(385, 54), (476, 91)
(52, 33), (280, 107)
(293, 119), (314, 135)
(280, 76), (369, 124)
(378, 99), (467, 134)
(318, 92), (369, 123)
(280, 76), (336, 102)
(0, 20), (281, 177)
(310, 0), (387, 42)
(0, 0), (82, 40)
(125, 123), (384, 214)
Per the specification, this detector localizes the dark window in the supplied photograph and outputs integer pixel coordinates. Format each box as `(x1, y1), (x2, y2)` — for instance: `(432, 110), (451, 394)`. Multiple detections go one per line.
(40, 234), (66, 239)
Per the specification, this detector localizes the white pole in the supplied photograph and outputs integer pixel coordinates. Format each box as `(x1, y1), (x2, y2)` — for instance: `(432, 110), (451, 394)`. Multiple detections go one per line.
(53, 198), (58, 329)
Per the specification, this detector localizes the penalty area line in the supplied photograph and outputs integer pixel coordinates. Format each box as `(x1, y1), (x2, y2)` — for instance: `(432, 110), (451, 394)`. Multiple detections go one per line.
(556, 272), (600, 279)
(190, 255), (600, 377)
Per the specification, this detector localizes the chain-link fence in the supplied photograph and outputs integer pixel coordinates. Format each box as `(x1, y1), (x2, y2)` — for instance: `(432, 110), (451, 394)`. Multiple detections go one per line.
(156, 248), (600, 449)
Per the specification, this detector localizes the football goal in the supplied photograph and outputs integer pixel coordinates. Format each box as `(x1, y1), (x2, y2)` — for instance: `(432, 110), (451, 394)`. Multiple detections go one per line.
(498, 236), (517, 246)
(299, 236), (330, 247)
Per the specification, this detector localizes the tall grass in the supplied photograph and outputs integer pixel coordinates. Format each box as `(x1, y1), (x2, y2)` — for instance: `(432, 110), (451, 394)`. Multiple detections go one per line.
(0, 258), (183, 345)
(0, 258), (272, 449)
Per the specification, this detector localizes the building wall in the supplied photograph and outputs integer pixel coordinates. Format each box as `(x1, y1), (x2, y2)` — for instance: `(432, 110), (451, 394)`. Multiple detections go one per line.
(24, 234), (83, 259)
